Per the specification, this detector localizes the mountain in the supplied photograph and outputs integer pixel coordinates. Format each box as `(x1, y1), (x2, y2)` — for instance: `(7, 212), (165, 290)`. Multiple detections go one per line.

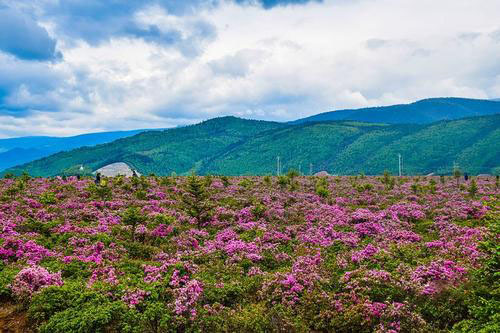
(4, 114), (499, 177)
(291, 97), (500, 124)
(0, 129), (151, 171)
(3, 97), (499, 173)
(3, 117), (284, 177)
(204, 115), (499, 175)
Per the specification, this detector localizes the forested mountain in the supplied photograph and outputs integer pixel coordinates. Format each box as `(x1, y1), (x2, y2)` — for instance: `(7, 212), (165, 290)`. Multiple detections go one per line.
(3, 117), (284, 177)
(291, 97), (500, 124)
(2, 97), (499, 172)
(4, 114), (499, 177)
(0, 129), (150, 171)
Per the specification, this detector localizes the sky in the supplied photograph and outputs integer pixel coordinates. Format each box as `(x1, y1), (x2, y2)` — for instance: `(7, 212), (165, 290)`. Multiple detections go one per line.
(0, 0), (499, 138)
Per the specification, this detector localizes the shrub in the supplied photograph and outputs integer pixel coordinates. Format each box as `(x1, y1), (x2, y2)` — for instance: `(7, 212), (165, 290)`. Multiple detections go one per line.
(183, 174), (212, 227)
(38, 300), (130, 333)
(10, 265), (63, 301)
(278, 176), (289, 188)
(468, 179), (478, 197)
(0, 265), (19, 299)
(87, 183), (112, 201)
(316, 185), (330, 198)
(39, 192), (57, 205)
(122, 207), (147, 241)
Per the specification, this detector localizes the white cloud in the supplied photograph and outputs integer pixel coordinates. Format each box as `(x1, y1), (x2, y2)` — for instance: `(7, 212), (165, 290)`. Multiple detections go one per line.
(1, 0), (500, 137)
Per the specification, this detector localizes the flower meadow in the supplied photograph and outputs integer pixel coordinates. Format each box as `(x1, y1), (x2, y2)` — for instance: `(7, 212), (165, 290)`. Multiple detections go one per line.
(0, 173), (498, 332)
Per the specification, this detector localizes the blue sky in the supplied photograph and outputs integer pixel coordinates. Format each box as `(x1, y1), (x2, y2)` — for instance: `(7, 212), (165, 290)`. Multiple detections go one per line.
(0, 0), (499, 138)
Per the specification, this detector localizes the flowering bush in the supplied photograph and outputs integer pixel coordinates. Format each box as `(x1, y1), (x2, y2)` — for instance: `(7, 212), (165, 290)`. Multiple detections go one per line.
(10, 265), (63, 300)
(173, 279), (203, 318)
(0, 174), (497, 332)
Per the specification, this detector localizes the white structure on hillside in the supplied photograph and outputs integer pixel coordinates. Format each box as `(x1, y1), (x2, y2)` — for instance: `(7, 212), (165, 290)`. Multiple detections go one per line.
(93, 162), (141, 177)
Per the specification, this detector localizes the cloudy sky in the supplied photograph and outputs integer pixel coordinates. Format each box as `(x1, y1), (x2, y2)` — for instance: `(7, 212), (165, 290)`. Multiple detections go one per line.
(0, 0), (499, 138)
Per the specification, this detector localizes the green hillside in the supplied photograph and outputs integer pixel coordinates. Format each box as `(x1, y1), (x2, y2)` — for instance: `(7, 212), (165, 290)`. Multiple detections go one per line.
(4, 114), (499, 176)
(205, 115), (499, 175)
(362, 116), (500, 175)
(0, 129), (150, 171)
(4, 117), (284, 177)
(202, 122), (416, 175)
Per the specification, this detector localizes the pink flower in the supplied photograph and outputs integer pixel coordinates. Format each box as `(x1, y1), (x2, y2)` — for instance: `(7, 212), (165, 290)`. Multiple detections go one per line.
(122, 289), (150, 308)
(87, 266), (119, 287)
(10, 265), (63, 300)
(174, 279), (203, 318)
(351, 244), (379, 263)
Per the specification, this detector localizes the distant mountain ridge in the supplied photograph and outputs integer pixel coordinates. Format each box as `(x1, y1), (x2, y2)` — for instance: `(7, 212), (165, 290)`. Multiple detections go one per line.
(0, 129), (156, 171)
(291, 97), (500, 124)
(3, 97), (499, 176)
(4, 114), (499, 177)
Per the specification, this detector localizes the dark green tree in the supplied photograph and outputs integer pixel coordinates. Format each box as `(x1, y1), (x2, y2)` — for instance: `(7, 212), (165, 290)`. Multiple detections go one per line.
(468, 178), (478, 197)
(183, 174), (212, 227)
(122, 206), (146, 241)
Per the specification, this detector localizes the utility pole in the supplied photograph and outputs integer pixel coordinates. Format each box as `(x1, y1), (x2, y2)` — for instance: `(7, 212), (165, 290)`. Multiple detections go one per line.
(277, 156), (280, 176)
(309, 163), (313, 176)
(299, 163), (302, 175)
(398, 154), (402, 177)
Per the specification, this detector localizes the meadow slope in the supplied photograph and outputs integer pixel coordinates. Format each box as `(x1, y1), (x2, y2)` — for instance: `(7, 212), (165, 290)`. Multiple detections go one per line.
(0, 174), (498, 332)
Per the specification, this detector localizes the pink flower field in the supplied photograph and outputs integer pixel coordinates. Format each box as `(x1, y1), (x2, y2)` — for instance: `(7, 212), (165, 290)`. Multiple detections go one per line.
(0, 174), (498, 332)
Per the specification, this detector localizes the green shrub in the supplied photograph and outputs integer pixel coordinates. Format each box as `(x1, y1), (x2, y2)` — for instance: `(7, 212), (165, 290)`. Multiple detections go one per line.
(123, 241), (156, 260)
(28, 283), (105, 324)
(0, 265), (19, 300)
(277, 176), (289, 188)
(135, 190), (148, 200)
(39, 301), (130, 333)
(238, 178), (254, 189)
(135, 301), (173, 333)
(203, 282), (246, 307)
(40, 258), (92, 280)
(316, 185), (330, 198)
(122, 207), (147, 241)
(28, 283), (148, 333)
(87, 183), (113, 201)
(468, 178), (478, 197)
(39, 192), (57, 205)
(220, 175), (230, 187)
(227, 303), (272, 332)
(357, 183), (374, 192)
(16, 218), (61, 238)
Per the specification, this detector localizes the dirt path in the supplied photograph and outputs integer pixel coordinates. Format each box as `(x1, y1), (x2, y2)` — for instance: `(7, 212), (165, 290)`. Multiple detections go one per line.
(0, 303), (30, 333)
